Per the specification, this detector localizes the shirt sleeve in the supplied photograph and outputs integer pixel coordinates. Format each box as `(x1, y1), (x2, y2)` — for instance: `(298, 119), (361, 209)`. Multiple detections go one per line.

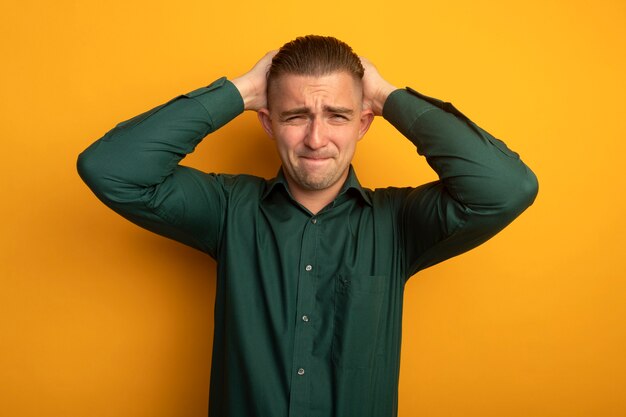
(382, 88), (539, 278)
(76, 77), (244, 258)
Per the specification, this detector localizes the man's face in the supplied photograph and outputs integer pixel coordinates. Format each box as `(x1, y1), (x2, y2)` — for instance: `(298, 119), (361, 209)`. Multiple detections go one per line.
(258, 71), (374, 195)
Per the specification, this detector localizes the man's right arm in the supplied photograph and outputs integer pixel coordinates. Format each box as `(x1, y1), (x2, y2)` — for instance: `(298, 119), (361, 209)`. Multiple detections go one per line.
(77, 52), (275, 257)
(77, 78), (244, 257)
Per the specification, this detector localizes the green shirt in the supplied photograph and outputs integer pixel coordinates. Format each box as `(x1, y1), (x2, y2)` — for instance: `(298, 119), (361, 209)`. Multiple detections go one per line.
(77, 77), (538, 417)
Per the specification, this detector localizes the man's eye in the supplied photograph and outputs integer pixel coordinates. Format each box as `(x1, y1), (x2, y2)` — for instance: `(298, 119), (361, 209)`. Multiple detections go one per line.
(331, 114), (348, 120)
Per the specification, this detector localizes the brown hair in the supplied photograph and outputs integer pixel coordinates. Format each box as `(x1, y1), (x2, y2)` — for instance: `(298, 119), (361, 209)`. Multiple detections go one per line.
(267, 35), (364, 95)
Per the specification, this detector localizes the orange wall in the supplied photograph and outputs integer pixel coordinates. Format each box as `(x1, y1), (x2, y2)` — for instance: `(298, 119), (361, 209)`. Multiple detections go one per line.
(2, 1), (625, 416)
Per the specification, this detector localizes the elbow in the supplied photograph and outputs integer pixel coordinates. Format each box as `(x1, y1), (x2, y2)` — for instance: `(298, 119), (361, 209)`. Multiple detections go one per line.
(77, 146), (105, 195)
(77, 141), (149, 208)
(522, 167), (539, 206)
(77, 147), (97, 190)
(76, 143), (121, 204)
(502, 165), (539, 218)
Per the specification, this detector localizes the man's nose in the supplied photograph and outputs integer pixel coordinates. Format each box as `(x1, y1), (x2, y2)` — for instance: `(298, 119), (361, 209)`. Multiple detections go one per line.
(304, 118), (328, 150)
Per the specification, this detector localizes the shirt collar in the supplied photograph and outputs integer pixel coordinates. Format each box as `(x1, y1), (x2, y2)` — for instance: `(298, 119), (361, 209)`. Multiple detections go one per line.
(262, 165), (372, 207)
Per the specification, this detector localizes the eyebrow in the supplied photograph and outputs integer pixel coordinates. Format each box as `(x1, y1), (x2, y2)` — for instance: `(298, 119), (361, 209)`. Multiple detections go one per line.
(279, 105), (354, 118)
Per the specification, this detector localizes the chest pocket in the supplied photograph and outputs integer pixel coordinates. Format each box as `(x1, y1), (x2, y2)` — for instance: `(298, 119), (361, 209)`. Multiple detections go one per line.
(332, 274), (386, 369)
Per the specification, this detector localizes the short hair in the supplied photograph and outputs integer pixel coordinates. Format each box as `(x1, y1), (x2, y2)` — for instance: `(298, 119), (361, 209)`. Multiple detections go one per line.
(267, 35), (364, 97)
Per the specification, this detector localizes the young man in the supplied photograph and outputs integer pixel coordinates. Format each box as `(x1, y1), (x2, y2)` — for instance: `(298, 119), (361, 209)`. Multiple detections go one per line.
(78, 35), (538, 417)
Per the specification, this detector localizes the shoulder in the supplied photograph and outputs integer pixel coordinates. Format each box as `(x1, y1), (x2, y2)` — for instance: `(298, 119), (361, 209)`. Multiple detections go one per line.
(369, 186), (415, 206)
(214, 173), (270, 204)
(218, 173), (267, 187)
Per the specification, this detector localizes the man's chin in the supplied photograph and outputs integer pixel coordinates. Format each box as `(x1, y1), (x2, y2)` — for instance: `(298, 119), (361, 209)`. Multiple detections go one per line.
(299, 178), (333, 191)
(295, 170), (347, 192)
(284, 164), (348, 193)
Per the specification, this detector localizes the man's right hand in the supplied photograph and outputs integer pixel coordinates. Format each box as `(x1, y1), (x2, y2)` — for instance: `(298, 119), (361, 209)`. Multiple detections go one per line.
(231, 50), (277, 112)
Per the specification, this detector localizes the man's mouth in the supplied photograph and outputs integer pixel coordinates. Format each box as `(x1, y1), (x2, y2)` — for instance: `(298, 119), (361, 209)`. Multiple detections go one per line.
(300, 156), (333, 167)
(299, 153), (333, 160)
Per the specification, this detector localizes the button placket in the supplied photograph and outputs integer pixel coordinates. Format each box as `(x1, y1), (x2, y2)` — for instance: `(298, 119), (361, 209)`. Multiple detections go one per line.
(287, 216), (319, 416)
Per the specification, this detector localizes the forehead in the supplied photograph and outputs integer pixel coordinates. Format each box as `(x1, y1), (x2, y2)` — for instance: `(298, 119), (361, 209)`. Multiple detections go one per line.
(268, 71), (362, 110)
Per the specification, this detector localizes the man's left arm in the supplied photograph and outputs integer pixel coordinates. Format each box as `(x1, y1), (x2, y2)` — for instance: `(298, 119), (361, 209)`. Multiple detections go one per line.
(361, 59), (539, 278)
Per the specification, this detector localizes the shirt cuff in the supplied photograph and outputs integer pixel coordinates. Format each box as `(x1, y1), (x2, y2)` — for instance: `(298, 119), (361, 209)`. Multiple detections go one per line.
(183, 77), (245, 130)
(382, 87), (472, 137)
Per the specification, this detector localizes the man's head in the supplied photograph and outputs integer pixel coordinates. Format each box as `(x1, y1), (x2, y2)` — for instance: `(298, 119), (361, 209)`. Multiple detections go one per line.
(266, 35), (365, 107)
(258, 35), (374, 199)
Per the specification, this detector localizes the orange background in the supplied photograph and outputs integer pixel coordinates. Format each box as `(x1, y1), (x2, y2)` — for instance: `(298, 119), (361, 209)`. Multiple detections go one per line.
(2, 1), (625, 416)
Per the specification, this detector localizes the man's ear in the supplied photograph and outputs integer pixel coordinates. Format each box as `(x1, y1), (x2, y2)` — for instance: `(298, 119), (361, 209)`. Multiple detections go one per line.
(257, 109), (274, 139)
(357, 109), (375, 141)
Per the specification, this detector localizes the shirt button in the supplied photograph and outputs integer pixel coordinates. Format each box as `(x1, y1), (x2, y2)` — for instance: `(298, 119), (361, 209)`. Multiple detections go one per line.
(302, 315), (309, 322)
(305, 265), (312, 272)
(311, 218), (317, 224)
(297, 368), (305, 376)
